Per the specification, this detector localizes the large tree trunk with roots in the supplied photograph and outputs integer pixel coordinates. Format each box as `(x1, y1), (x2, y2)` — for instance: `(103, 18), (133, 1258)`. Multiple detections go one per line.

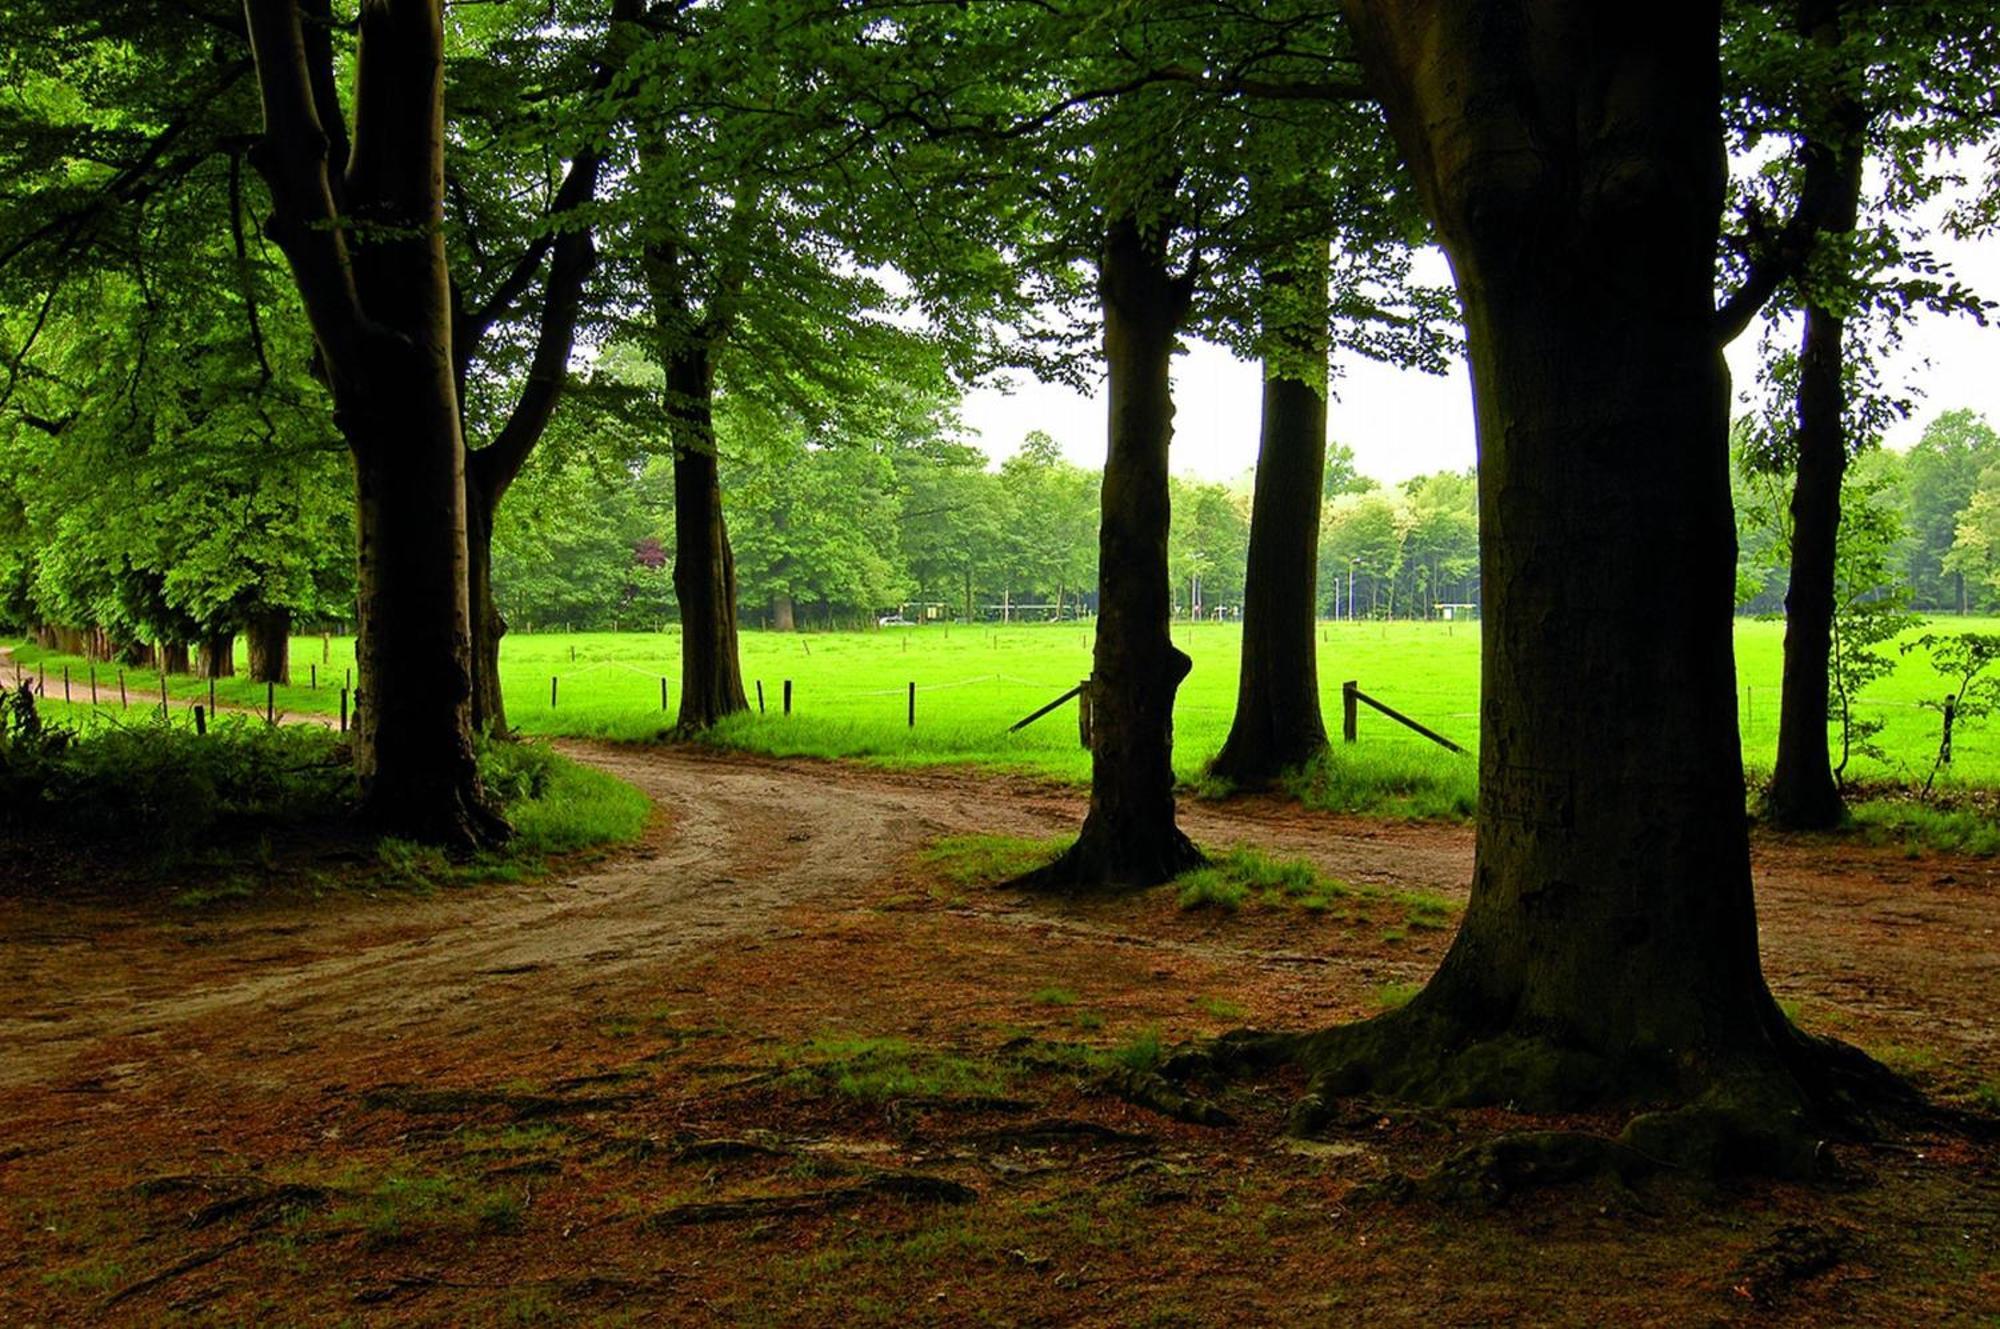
(1765, 0), (1866, 832)
(246, 611), (291, 685)
(1271, 0), (1902, 1175)
(246, 0), (502, 848)
(1015, 214), (1204, 893)
(666, 346), (748, 728)
(1211, 244), (1332, 787)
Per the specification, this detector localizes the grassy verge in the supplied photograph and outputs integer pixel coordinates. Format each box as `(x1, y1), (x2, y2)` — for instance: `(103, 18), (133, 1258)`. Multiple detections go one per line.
(0, 690), (649, 898)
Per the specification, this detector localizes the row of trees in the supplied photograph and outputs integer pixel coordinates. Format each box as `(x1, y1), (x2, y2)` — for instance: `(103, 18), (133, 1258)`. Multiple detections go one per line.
(1, 0), (1995, 1168)
(1738, 409), (2000, 617)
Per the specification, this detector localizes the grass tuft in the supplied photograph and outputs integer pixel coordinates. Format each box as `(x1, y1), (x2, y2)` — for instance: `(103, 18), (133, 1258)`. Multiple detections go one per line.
(1174, 847), (1348, 912)
(920, 833), (1072, 887)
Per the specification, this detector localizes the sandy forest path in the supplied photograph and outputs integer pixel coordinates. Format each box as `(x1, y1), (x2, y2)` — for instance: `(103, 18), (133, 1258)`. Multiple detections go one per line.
(2, 742), (1993, 1101)
(0, 746), (1470, 1095)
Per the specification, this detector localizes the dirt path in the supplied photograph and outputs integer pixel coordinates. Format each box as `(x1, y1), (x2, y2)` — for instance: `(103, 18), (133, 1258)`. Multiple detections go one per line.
(2, 743), (1996, 1326)
(0, 746), (1467, 1093)
(3, 742), (1992, 1097)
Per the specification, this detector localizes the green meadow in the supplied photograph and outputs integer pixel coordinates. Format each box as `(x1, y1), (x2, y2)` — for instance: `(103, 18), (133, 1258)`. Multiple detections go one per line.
(9, 617), (1998, 801)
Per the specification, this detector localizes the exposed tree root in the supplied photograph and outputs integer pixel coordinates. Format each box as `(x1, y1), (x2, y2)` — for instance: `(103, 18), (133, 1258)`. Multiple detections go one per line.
(102, 1235), (253, 1309)
(954, 1119), (1157, 1150)
(1152, 1002), (1924, 1203)
(1731, 1223), (1848, 1307)
(1097, 1066), (1236, 1127)
(646, 1172), (978, 1227)
(360, 1084), (641, 1118)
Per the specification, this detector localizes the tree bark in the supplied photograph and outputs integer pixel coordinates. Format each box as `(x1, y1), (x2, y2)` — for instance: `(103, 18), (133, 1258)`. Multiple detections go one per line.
(666, 345), (749, 728)
(1765, 0), (1867, 831)
(197, 634), (236, 678)
(465, 483), (507, 735)
(246, 611), (291, 685)
(158, 641), (192, 676)
(771, 592), (796, 633)
(1287, 0), (1897, 1167)
(453, 0), (635, 738)
(1212, 242), (1332, 787)
(245, 0), (500, 847)
(1016, 213), (1203, 893)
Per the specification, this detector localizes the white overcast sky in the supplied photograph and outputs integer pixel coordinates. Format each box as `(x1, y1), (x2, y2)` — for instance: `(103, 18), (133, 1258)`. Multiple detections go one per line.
(960, 196), (2000, 489)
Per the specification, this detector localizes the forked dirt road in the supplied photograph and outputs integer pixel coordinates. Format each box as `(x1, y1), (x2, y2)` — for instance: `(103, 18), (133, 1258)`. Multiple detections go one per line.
(1, 743), (1995, 1096)
(1, 742), (1997, 1325)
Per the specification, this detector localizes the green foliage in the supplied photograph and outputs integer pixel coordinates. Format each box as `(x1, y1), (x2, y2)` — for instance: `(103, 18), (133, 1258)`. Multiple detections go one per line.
(777, 1036), (1011, 1102)
(489, 742), (652, 857)
(1848, 798), (2000, 857)
(0, 688), (348, 848)
(1373, 981), (1423, 1011)
(921, 834), (1074, 887)
(1899, 631), (2000, 795)
(1174, 847), (1347, 912)
(1830, 463), (1922, 782)
(1283, 746), (1478, 822)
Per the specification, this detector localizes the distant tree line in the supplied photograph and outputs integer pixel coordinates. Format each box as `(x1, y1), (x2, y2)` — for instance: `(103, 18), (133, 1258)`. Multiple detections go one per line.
(1736, 409), (2000, 616)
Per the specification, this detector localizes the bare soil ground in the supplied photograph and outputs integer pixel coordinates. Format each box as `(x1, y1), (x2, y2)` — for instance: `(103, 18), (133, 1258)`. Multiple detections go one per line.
(1, 743), (1995, 1326)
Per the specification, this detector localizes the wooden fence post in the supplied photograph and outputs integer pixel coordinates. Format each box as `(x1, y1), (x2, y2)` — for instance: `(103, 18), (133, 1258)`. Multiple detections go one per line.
(661, 677), (669, 712)
(551, 676), (559, 709)
(266, 680), (275, 725)
(90, 664), (97, 704)
(756, 680), (765, 713)
(1342, 680), (1358, 743)
(194, 705), (207, 736)
(340, 687), (349, 733)
(62, 665), (69, 703)
(118, 670), (127, 709)
(907, 681), (916, 728)
(160, 670), (169, 719)
(783, 679), (793, 715)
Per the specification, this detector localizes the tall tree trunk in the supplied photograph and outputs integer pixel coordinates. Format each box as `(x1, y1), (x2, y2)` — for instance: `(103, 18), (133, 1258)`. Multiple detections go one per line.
(246, 0), (500, 847)
(246, 610), (291, 685)
(771, 592), (796, 633)
(1290, 0), (1897, 1168)
(667, 346), (749, 728)
(158, 641), (192, 676)
(452, 0), (634, 738)
(197, 633), (236, 678)
(1212, 241), (1332, 787)
(1766, 0), (1867, 831)
(465, 483), (508, 735)
(1017, 213), (1203, 893)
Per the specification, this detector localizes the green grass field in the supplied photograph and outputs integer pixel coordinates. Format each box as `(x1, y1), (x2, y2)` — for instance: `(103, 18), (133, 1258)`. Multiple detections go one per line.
(7, 617), (1997, 797)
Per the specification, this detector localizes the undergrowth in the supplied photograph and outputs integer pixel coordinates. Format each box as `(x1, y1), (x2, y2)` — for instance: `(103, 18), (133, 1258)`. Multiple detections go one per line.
(0, 685), (648, 895)
(1280, 746), (1478, 821)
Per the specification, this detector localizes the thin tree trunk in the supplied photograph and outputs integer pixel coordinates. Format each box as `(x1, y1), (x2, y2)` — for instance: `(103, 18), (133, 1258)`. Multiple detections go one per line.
(1017, 212), (1203, 892)
(466, 483), (508, 735)
(246, 611), (291, 685)
(1292, 1), (1897, 1167)
(1212, 241), (1332, 786)
(1766, 0), (1867, 831)
(667, 346), (749, 728)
